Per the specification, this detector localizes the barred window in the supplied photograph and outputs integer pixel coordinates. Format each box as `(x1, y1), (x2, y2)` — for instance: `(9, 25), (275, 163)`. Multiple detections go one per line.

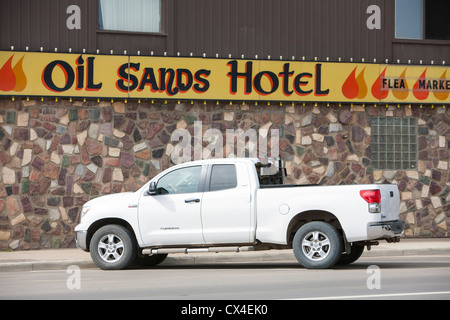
(371, 117), (418, 170)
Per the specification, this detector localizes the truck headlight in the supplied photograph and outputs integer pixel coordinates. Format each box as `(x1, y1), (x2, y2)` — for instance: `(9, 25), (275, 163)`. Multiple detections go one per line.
(81, 206), (91, 220)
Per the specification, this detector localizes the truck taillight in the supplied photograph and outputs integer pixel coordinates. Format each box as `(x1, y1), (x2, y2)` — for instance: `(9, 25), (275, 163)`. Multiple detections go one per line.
(360, 190), (382, 213)
(360, 190), (381, 203)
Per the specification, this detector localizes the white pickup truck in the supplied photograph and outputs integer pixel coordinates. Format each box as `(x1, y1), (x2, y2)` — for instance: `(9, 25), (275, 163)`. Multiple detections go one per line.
(75, 158), (403, 270)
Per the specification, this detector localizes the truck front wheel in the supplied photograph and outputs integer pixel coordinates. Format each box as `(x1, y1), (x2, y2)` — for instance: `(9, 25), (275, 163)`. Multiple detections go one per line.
(135, 254), (168, 267)
(90, 224), (137, 270)
(293, 221), (342, 269)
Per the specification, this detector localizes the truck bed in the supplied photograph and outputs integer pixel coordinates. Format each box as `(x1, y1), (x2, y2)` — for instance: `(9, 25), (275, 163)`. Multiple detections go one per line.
(259, 184), (319, 188)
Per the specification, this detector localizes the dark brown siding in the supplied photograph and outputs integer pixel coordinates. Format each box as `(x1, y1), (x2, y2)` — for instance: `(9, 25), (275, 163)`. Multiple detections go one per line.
(1, 0), (96, 53)
(392, 41), (450, 64)
(1, 0), (448, 64)
(169, 0), (389, 61)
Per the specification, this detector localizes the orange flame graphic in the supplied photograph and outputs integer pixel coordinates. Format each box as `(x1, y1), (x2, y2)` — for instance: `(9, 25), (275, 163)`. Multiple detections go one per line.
(433, 70), (449, 101)
(371, 67), (388, 100)
(392, 68), (409, 100)
(0, 55), (16, 91)
(342, 67), (358, 99)
(413, 69), (429, 100)
(0, 54), (27, 92)
(342, 67), (367, 99)
(12, 56), (27, 91)
(356, 67), (367, 99)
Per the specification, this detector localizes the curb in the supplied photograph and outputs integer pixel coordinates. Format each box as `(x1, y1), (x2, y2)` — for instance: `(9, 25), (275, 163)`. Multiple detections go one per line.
(362, 248), (450, 257)
(0, 260), (96, 272)
(1, 247), (450, 272)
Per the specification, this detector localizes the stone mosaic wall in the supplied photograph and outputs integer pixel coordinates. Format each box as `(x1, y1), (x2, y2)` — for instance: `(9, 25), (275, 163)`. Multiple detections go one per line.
(0, 98), (449, 250)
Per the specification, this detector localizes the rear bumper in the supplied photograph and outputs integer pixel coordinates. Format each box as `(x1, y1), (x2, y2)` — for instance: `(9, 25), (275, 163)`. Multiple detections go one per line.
(368, 220), (404, 240)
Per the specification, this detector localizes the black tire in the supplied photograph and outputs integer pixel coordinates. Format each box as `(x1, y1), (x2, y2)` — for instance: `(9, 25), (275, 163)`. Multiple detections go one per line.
(293, 221), (342, 269)
(89, 224), (137, 270)
(134, 254), (168, 267)
(337, 243), (365, 265)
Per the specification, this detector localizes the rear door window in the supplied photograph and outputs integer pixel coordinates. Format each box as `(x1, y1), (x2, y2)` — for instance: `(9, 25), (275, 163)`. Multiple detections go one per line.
(209, 165), (237, 191)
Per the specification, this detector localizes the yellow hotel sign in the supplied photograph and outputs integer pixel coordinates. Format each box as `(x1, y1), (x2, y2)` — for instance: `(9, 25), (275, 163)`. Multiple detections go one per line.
(1, 51), (449, 104)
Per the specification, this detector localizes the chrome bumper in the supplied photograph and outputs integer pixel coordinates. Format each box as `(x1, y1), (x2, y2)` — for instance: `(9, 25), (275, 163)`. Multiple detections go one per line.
(75, 230), (88, 251)
(368, 220), (404, 239)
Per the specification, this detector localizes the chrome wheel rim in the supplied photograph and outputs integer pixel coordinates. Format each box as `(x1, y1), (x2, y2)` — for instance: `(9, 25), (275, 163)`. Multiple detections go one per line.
(98, 234), (125, 263)
(301, 231), (331, 262)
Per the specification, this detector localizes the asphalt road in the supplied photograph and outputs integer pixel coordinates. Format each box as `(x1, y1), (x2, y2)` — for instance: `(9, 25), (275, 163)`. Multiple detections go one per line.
(1, 255), (449, 301)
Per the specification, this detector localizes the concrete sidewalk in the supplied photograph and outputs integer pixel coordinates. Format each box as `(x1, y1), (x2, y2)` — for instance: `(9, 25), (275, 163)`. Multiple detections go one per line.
(0, 238), (449, 272)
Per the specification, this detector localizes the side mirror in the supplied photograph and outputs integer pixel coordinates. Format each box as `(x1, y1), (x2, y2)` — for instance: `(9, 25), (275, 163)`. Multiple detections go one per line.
(148, 181), (157, 195)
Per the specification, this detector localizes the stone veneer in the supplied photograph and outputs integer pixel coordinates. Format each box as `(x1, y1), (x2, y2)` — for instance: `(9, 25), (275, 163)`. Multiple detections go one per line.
(0, 98), (449, 250)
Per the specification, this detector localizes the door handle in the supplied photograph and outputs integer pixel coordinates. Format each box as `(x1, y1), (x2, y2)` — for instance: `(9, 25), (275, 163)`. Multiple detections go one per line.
(185, 198), (200, 203)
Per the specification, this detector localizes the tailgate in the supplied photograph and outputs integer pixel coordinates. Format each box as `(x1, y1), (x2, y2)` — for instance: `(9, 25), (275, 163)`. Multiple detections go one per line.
(379, 185), (400, 221)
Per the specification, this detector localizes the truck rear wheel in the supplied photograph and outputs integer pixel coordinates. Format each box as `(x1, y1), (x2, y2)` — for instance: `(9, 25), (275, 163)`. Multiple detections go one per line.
(293, 221), (342, 269)
(90, 224), (137, 270)
(337, 243), (365, 265)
